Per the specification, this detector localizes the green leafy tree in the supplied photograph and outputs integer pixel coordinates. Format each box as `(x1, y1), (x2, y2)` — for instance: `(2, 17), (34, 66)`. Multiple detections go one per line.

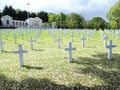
(110, 20), (117, 29)
(30, 12), (37, 18)
(38, 11), (48, 22)
(48, 13), (57, 22)
(105, 22), (111, 29)
(16, 9), (28, 20)
(66, 13), (84, 29)
(107, 0), (120, 29)
(56, 12), (66, 28)
(89, 17), (106, 30)
(3, 5), (16, 19)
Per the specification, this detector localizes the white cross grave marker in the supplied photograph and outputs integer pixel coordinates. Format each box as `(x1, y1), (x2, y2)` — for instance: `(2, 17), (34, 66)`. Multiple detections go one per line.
(13, 34), (17, 44)
(14, 44), (28, 66)
(0, 39), (5, 52)
(103, 35), (107, 47)
(28, 37), (36, 50)
(64, 42), (76, 62)
(81, 36), (86, 48)
(106, 40), (116, 60)
(56, 37), (61, 48)
(116, 31), (119, 40)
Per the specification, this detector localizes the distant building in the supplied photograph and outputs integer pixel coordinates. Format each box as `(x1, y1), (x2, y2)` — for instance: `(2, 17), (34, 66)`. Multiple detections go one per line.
(1, 15), (42, 28)
(26, 17), (42, 29)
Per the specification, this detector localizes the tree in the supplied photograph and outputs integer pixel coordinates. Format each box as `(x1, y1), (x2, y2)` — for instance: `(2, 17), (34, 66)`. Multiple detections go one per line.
(105, 22), (111, 29)
(66, 13), (84, 29)
(110, 20), (117, 29)
(3, 5), (16, 19)
(30, 12), (37, 18)
(38, 11), (48, 22)
(89, 17), (106, 30)
(48, 13), (57, 22)
(16, 9), (28, 20)
(107, 0), (120, 29)
(56, 12), (66, 28)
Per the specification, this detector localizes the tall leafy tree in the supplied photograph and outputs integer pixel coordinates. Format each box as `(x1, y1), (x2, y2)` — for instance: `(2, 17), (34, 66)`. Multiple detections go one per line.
(3, 5), (16, 19)
(48, 13), (57, 22)
(38, 11), (48, 22)
(89, 17), (106, 30)
(66, 13), (84, 29)
(16, 9), (28, 20)
(56, 12), (66, 28)
(107, 0), (120, 29)
(30, 12), (37, 18)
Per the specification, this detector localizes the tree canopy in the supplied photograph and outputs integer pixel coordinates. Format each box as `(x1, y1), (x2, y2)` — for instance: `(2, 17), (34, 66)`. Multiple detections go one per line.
(107, 0), (120, 29)
(89, 17), (106, 30)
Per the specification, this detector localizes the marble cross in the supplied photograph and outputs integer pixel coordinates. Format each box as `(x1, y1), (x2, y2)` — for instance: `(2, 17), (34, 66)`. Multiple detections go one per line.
(13, 34), (17, 44)
(56, 37), (61, 48)
(106, 40), (116, 60)
(116, 32), (119, 40)
(28, 37), (36, 50)
(81, 36), (86, 48)
(0, 39), (5, 52)
(64, 42), (76, 62)
(14, 44), (28, 66)
(103, 35), (107, 47)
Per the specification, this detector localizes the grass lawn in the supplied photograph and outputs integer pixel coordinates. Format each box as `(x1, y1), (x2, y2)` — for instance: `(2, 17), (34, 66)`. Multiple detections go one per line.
(0, 29), (120, 90)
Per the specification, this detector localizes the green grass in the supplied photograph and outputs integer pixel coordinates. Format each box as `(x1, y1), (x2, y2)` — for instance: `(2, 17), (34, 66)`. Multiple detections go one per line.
(0, 29), (120, 90)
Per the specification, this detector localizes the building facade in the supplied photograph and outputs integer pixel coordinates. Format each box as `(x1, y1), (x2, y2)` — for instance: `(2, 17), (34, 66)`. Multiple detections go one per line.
(1, 15), (42, 28)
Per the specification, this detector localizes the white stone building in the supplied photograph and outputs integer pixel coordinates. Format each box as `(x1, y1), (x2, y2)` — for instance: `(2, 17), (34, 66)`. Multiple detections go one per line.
(1, 15), (42, 28)
(26, 17), (42, 29)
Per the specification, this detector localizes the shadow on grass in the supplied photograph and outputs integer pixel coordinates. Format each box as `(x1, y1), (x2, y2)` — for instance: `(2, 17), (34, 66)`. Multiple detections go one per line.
(72, 52), (120, 89)
(23, 65), (43, 70)
(0, 53), (120, 89)
(2, 50), (14, 53)
(0, 73), (119, 90)
(32, 49), (44, 51)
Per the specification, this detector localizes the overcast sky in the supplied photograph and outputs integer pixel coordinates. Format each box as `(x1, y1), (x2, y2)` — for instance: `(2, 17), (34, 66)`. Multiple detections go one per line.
(0, 0), (118, 21)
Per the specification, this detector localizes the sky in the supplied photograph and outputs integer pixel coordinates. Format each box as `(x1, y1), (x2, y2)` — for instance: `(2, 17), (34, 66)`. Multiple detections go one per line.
(0, 0), (118, 21)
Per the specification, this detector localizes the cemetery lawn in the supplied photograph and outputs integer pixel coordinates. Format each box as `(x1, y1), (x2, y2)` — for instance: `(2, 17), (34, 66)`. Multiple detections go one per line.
(0, 29), (120, 90)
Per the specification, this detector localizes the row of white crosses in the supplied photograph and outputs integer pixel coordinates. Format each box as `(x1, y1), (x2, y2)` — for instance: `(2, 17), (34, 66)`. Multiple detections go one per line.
(64, 40), (116, 63)
(0, 30), (117, 67)
(0, 35), (36, 66)
(14, 37), (36, 67)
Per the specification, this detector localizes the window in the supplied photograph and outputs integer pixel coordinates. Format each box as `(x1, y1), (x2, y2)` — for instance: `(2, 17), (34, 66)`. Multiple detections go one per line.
(13, 21), (15, 25)
(20, 22), (21, 26)
(6, 20), (9, 25)
(16, 22), (18, 26)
